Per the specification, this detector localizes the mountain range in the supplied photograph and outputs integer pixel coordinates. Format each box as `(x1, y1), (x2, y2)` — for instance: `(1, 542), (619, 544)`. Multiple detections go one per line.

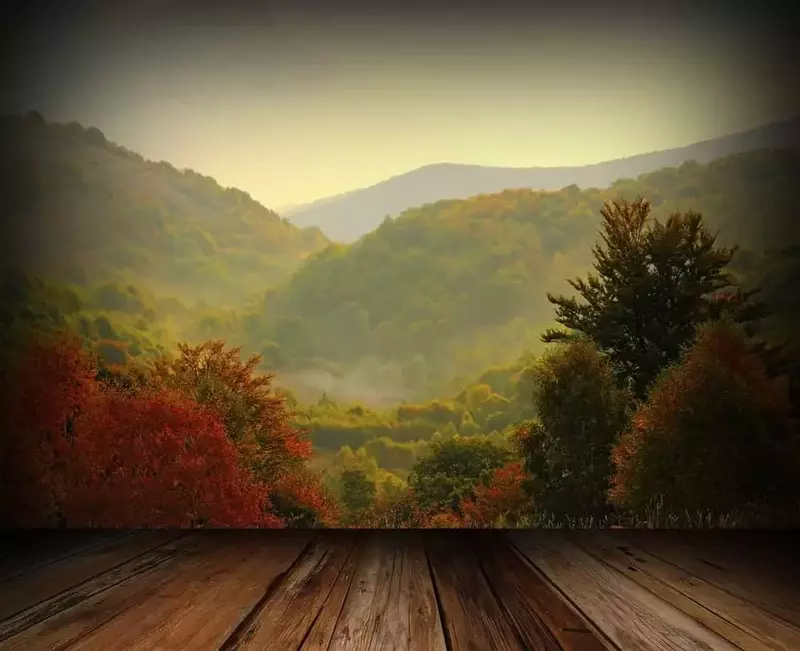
(286, 116), (800, 242)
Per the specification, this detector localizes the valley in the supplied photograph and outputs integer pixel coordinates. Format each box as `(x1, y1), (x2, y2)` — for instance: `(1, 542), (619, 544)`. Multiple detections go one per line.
(3, 112), (799, 529)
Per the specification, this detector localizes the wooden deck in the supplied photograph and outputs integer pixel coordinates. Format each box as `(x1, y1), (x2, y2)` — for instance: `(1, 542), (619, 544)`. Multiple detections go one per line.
(0, 530), (798, 650)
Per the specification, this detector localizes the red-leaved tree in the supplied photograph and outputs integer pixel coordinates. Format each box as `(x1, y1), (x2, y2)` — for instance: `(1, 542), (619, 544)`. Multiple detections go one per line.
(63, 388), (282, 528)
(269, 469), (340, 528)
(460, 461), (528, 528)
(610, 319), (797, 519)
(1, 334), (283, 528)
(0, 333), (97, 526)
(150, 341), (312, 484)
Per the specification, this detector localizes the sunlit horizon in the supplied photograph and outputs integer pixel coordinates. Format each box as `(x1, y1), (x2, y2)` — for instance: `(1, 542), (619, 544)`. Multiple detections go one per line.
(5, 2), (798, 208)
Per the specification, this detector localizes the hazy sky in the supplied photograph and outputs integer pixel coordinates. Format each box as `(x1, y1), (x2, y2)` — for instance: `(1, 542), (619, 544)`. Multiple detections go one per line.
(5, 0), (799, 208)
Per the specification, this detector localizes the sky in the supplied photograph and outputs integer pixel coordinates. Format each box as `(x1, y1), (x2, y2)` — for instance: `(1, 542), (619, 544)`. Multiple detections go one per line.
(4, 0), (799, 209)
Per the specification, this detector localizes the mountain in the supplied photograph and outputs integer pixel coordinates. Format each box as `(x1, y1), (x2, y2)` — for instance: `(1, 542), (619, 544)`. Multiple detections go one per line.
(224, 148), (800, 398)
(287, 117), (800, 242)
(0, 112), (330, 305)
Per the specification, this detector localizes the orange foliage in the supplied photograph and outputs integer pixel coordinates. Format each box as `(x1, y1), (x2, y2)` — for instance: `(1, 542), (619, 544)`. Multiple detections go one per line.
(270, 469), (340, 527)
(1, 334), (307, 528)
(0, 333), (97, 526)
(62, 389), (280, 528)
(610, 320), (793, 515)
(424, 511), (464, 528)
(151, 341), (311, 483)
(460, 461), (528, 527)
(355, 488), (440, 528)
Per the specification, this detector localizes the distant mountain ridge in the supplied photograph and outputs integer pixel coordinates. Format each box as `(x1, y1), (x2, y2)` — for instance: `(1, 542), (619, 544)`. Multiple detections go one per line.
(287, 116), (800, 242)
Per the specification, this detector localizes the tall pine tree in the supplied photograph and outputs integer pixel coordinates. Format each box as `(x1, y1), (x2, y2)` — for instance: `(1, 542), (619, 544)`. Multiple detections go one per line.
(542, 197), (763, 396)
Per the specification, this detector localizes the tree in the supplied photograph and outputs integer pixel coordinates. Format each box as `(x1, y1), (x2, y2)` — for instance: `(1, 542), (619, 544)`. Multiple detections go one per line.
(63, 389), (280, 528)
(610, 319), (798, 519)
(268, 468), (340, 528)
(340, 469), (377, 519)
(360, 488), (436, 528)
(0, 333), (97, 526)
(151, 340), (311, 484)
(409, 435), (513, 512)
(542, 198), (743, 396)
(0, 334), (280, 528)
(460, 461), (528, 527)
(519, 341), (631, 519)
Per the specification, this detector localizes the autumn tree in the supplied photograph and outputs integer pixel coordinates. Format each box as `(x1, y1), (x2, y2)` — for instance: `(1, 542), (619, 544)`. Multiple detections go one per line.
(408, 435), (514, 513)
(359, 487), (437, 528)
(0, 332), (97, 527)
(542, 198), (752, 397)
(63, 388), (280, 528)
(519, 340), (631, 520)
(610, 319), (798, 519)
(268, 468), (340, 528)
(460, 461), (529, 528)
(151, 340), (311, 484)
(1, 334), (280, 528)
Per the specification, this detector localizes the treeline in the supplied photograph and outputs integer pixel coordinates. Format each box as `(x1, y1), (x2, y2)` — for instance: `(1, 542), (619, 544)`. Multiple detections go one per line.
(323, 198), (800, 528)
(3, 197), (799, 528)
(0, 337), (338, 528)
(6, 114), (798, 402)
(209, 149), (800, 391)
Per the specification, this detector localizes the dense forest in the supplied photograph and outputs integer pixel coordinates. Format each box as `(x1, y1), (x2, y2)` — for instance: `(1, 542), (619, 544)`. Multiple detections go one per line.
(1, 113), (799, 529)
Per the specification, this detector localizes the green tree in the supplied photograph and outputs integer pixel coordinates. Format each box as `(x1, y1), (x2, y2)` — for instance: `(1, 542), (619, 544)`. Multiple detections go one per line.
(520, 340), (631, 519)
(340, 469), (377, 514)
(542, 198), (740, 396)
(409, 435), (513, 512)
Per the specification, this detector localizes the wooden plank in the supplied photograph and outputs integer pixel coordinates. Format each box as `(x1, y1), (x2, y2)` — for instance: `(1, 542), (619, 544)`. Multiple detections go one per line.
(0, 533), (206, 650)
(677, 532), (800, 573)
(576, 531), (800, 651)
(325, 531), (447, 651)
(65, 531), (314, 651)
(300, 537), (363, 651)
(636, 532), (799, 584)
(426, 531), (525, 651)
(476, 532), (607, 651)
(221, 531), (355, 650)
(0, 531), (129, 583)
(0, 530), (183, 621)
(511, 531), (740, 651)
(625, 532), (800, 630)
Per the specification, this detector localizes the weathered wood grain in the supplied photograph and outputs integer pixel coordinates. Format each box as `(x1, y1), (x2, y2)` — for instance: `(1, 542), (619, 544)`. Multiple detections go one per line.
(624, 532), (800, 630)
(575, 531), (800, 651)
(0, 531), (129, 583)
(221, 531), (354, 651)
(476, 532), (608, 651)
(426, 532), (527, 651)
(0, 531), (183, 622)
(511, 531), (740, 651)
(2, 530), (797, 651)
(0, 533), (206, 650)
(325, 532), (446, 651)
(299, 538), (363, 651)
(65, 531), (314, 651)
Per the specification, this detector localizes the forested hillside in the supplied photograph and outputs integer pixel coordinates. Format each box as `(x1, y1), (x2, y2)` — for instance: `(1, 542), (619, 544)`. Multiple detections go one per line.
(2, 112), (799, 530)
(0, 112), (329, 305)
(216, 149), (800, 398)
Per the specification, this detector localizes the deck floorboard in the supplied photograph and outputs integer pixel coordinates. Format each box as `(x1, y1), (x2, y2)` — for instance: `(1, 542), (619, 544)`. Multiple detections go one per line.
(0, 531), (796, 651)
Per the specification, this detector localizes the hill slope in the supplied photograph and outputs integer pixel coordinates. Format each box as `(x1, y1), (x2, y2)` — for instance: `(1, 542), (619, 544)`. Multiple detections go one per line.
(287, 117), (800, 242)
(227, 148), (800, 400)
(0, 112), (329, 305)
